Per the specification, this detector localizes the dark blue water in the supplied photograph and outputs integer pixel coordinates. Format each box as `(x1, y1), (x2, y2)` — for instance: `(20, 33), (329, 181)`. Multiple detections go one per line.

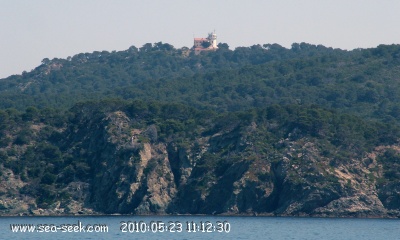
(1, 215), (399, 239)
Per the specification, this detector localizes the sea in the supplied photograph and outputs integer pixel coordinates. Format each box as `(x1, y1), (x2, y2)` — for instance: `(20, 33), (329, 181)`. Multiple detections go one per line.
(1, 215), (399, 240)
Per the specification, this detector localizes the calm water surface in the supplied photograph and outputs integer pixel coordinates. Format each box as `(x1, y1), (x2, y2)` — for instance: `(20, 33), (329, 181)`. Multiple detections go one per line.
(0, 215), (399, 240)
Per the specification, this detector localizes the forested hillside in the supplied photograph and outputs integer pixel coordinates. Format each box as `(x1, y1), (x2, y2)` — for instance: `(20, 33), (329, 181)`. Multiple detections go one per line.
(1, 42), (400, 216)
(2, 42), (400, 123)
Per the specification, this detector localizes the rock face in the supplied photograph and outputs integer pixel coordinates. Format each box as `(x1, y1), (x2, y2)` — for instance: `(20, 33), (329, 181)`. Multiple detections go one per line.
(2, 107), (400, 217)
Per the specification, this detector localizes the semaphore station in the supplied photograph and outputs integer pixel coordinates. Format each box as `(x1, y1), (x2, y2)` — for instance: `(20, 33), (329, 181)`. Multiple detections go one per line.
(192, 31), (218, 55)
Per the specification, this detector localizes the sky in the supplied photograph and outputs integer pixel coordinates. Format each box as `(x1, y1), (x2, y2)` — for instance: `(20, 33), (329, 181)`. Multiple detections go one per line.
(1, 0), (400, 79)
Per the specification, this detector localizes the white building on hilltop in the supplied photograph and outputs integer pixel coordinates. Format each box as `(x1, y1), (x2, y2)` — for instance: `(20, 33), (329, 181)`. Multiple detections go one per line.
(193, 31), (218, 55)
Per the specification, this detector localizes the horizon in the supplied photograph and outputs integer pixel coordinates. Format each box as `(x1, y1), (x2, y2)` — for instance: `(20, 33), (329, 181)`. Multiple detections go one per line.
(0, 42), (388, 79)
(1, 0), (399, 79)
(1, 40), (395, 79)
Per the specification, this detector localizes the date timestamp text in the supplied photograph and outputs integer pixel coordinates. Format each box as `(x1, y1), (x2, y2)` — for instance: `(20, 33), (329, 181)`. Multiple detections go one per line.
(120, 220), (231, 233)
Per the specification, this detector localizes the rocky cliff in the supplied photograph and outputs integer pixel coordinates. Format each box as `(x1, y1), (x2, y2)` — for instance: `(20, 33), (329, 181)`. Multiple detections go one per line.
(1, 103), (400, 217)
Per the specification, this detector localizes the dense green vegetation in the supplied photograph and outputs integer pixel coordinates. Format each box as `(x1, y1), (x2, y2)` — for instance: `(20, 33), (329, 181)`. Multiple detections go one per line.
(2, 42), (400, 213)
(1, 99), (398, 208)
(1, 42), (400, 125)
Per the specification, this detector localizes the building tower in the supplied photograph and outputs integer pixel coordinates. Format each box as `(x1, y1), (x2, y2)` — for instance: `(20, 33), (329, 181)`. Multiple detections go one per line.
(193, 31), (218, 55)
(207, 31), (218, 49)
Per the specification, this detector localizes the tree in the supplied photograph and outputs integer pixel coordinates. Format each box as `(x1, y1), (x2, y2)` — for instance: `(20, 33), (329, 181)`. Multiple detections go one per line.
(217, 43), (229, 50)
(201, 41), (211, 48)
(22, 106), (39, 121)
(140, 43), (153, 52)
(41, 58), (50, 65)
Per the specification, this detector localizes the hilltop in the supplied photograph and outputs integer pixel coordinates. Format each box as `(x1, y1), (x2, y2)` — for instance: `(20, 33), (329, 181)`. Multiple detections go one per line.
(2, 43), (400, 122)
(2, 42), (400, 216)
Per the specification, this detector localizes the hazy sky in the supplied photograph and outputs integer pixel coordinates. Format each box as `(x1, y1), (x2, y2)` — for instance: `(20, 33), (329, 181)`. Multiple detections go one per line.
(1, 0), (399, 78)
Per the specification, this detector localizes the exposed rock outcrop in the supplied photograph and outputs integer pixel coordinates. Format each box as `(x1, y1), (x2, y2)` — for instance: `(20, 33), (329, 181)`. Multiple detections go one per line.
(2, 109), (400, 218)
